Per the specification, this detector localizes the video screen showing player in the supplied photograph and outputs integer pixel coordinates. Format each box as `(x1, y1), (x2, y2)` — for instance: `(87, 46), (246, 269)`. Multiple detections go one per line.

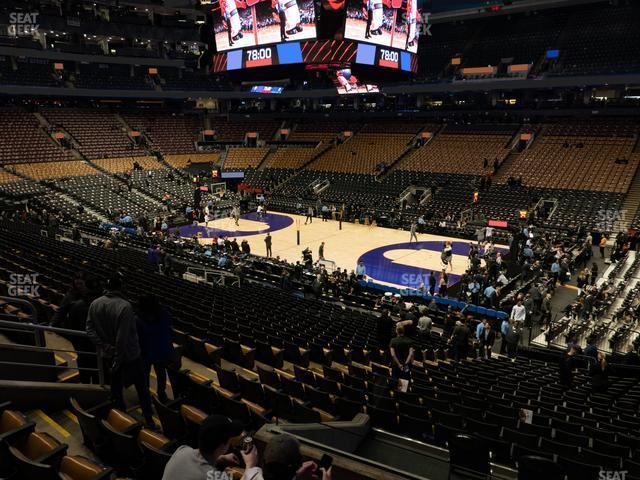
(213, 0), (316, 52)
(344, 0), (419, 53)
(333, 67), (379, 94)
(393, 0), (419, 52)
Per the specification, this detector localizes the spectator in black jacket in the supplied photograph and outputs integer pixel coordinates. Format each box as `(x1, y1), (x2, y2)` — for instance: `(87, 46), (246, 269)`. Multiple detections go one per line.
(136, 294), (174, 404)
(87, 273), (154, 425)
(559, 345), (579, 388)
(450, 319), (470, 362)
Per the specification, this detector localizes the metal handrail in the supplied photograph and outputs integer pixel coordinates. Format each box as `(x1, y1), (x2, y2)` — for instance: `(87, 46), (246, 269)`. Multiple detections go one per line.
(0, 318), (106, 385)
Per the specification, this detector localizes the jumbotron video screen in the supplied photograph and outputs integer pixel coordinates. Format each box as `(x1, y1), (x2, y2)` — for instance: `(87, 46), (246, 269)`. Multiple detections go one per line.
(213, 0), (317, 52)
(344, 0), (420, 54)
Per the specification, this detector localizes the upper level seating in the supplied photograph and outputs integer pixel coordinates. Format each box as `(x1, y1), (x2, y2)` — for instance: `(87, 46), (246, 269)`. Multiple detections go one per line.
(461, 10), (568, 67)
(418, 23), (474, 81)
(399, 133), (512, 175)
(551, 4), (640, 76)
(0, 57), (61, 87)
(223, 147), (269, 171)
(501, 135), (640, 193)
(360, 122), (425, 135)
(212, 121), (279, 142)
(94, 156), (160, 173)
(0, 108), (72, 165)
(165, 153), (220, 168)
(288, 121), (353, 143)
(0, 170), (19, 184)
(122, 112), (202, 154)
(12, 161), (98, 180)
(542, 121), (639, 137)
(74, 63), (153, 90)
(263, 147), (321, 170)
(309, 133), (413, 174)
(159, 68), (230, 91)
(42, 108), (141, 160)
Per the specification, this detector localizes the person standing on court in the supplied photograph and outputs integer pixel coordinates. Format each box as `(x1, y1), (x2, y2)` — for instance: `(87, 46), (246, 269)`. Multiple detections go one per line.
(305, 206), (314, 225)
(86, 273), (154, 426)
(321, 204), (329, 221)
(410, 222), (418, 243)
(599, 235), (607, 258)
(428, 270), (436, 296)
(319, 241), (325, 260)
(265, 232), (273, 258)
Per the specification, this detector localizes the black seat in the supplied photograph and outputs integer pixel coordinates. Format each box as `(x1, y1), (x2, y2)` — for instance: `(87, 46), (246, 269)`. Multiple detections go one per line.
(518, 455), (564, 480)
(539, 437), (580, 458)
(502, 427), (538, 449)
(558, 456), (601, 480)
(152, 396), (186, 441)
(69, 398), (112, 456)
(580, 448), (622, 469)
(592, 438), (631, 459)
(433, 423), (465, 448)
(431, 409), (464, 430)
(367, 406), (397, 430)
(553, 429), (590, 448)
(291, 402), (322, 423)
(399, 415), (432, 442)
(335, 397), (362, 420)
(214, 365), (240, 393)
(283, 341), (309, 368)
(449, 434), (490, 477)
(140, 441), (172, 480)
(305, 386), (335, 414)
(255, 340), (284, 368)
(465, 418), (500, 438)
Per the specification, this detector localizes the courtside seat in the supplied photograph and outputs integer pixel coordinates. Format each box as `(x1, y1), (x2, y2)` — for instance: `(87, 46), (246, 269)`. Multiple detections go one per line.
(58, 455), (113, 480)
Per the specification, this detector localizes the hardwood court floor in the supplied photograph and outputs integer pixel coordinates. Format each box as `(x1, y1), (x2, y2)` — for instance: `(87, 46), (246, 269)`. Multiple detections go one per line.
(191, 212), (492, 289)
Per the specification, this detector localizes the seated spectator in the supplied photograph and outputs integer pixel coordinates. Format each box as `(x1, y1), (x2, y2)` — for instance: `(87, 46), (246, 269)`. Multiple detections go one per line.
(261, 434), (332, 480)
(162, 415), (257, 480)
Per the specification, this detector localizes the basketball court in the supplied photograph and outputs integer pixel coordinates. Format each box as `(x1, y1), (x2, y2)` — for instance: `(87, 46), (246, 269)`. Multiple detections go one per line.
(174, 212), (505, 290)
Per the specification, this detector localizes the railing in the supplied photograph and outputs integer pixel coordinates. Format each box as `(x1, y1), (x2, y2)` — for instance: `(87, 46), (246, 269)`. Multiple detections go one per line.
(0, 317), (106, 385)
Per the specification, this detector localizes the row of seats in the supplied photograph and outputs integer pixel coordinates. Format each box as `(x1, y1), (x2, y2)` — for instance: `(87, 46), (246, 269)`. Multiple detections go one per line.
(501, 137), (640, 193)
(0, 108), (71, 165)
(0, 401), (112, 479)
(94, 156), (160, 174)
(222, 147), (270, 171)
(42, 108), (141, 160)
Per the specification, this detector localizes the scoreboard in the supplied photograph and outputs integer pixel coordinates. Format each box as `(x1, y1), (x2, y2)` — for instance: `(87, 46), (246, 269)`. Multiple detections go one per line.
(355, 42), (415, 71)
(212, 39), (417, 73)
